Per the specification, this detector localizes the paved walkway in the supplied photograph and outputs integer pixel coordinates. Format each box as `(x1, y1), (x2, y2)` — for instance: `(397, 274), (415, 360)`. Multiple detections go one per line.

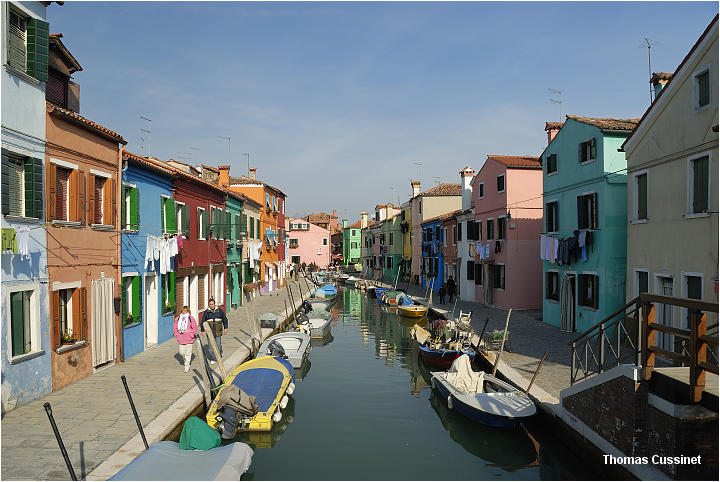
(380, 280), (576, 401)
(0, 279), (313, 481)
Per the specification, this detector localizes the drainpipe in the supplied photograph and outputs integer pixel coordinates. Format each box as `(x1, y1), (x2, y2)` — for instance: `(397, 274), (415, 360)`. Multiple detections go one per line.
(117, 144), (125, 362)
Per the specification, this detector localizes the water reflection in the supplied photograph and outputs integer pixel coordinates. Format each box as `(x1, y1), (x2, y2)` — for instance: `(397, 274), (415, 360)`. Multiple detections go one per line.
(230, 396), (296, 449)
(310, 332), (334, 347)
(295, 359), (312, 382)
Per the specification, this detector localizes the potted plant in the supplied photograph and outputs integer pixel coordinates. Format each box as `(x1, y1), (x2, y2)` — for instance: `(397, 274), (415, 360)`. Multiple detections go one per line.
(163, 302), (173, 314)
(125, 313), (135, 325)
(61, 329), (76, 345)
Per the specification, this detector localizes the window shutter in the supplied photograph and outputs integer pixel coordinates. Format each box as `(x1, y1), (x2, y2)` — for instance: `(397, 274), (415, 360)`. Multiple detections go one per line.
(31, 158), (43, 218)
(109, 178), (117, 227)
(169, 272), (176, 312)
(86, 173), (96, 224)
(161, 198), (166, 232)
(51, 290), (60, 348)
(160, 272), (165, 307)
(130, 187), (139, 229)
(26, 18), (49, 82)
(590, 138), (596, 161)
(72, 288), (82, 340)
(182, 205), (190, 237)
(175, 276), (184, 316)
(47, 161), (56, 220)
(121, 186), (127, 229)
(79, 287), (87, 340)
(165, 197), (176, 234)
(591, 193), (598, 229)
(577, 196), (584, 229)
(77, 169), (86, 224)
(121, 279), (127, 322)
(10, 291), (26, 357)
(203, 210), (209, 239)
(8, 10), (26, 71)
(693, 157), (709, 212)
(1, 149), (9, 215)
(132, 276), (141, 323)
(209, 207), (215, 239)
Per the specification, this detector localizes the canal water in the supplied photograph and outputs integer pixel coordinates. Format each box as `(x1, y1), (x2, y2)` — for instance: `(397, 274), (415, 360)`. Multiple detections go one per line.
(231, 288), (601, 480)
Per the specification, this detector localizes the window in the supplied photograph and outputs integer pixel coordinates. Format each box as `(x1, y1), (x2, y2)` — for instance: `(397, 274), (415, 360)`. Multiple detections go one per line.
(546, 271), (559, 301)
(1, 151), (43, 218)
(52, 286), (86, 348)
(492, 264), (505, 290)
(578, 274), (599, 309)
(474, 263), (483, 286)
(9, 290), (33, 356)
(161, 272), (175, 314)
(265, 193), (270, 209)
(256, 219), (261, 239)
(197, 208), (208, 240)
(497, 174), (505, 193)
(633, 172), (648, 221)
(579, 138), (596, 163)
(443, 228), (447, 247)
(48, 161), (88, 224)
(249, 216), (255, 238)
(291, 255), (301, 264)
(174, 202), (189, 237)
(546, 153), (558, 175)
(466, 260), (474, 281)
(389, 232), (393, 245)
(121, 276), (141, 326)
(351, 242), (357, 249)
(635, 270), (649, 296)
(213, 271), (224, 304)
(577, 193), (598, 230)
(387, 257), (392, 269)
(6, 9), (48, 81)
(688, 154), (710, 214)
(209, 207), (217, 239)
(694, 68), (711, 109)
(497, 217), (506, 240)
(352, 229), (357, 236)
(87, 172), (115, 227)
(198, 274), (207, 311)
(93, 176), (104, 224)
(452, 225), (456, 245)
(546, 201), (559, 233)
(323, 238), (328, 246)
(486, 218), (494, 240)
(162, 196), (176, 234)
(121, 185), (139, 230)
(478, 182), (485, 199)
(457, 222), (462, 242)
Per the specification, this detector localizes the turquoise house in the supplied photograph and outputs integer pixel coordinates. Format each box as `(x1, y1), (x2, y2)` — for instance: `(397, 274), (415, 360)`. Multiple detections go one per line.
(541, 116), (638, 333)
(225, 191), (244, 311)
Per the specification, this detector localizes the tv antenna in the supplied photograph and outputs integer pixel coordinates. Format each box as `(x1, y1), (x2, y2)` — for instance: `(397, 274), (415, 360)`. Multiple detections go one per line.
(548, 88), (562, 121)
(139, 115), (152, 155)
(413, 162), (423, 183)
(640, 37), (659, 105)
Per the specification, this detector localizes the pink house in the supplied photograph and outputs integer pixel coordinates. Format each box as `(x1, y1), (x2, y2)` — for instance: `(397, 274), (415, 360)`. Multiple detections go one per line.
(471, 155), (543, 310)
(286, 218), (331, 268)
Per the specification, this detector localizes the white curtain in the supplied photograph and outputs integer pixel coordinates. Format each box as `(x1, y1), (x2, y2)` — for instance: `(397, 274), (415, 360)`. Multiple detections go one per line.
(92, 278), (116, 366)
(560, 275), (574, 332)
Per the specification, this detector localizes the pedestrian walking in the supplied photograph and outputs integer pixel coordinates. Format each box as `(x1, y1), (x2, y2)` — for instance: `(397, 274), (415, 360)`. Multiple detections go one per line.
(447, 276), (456, 303)
(173, 306), (198, 372)
(438, 283), (447, 305)
(200, 298), (228, 364)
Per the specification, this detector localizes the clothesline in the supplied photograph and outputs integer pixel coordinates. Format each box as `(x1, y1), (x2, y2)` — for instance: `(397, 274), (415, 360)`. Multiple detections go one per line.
(540, 230), (594, 266)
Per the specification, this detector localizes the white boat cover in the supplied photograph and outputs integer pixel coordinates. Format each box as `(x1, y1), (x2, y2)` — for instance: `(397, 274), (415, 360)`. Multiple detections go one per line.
(110, 441), (253, 480)
(411, 324), (431, 344)
(445, 355), (484, 394)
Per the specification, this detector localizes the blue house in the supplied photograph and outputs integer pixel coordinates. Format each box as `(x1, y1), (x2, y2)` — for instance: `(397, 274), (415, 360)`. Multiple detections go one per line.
(1, 1), (52, 412)
(420, 216), (444, 291)
(540, 116), (638, 333)
(120, 151), (176, 359)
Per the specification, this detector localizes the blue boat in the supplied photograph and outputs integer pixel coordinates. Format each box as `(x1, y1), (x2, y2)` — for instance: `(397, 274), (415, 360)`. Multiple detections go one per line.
(311, 283), (338, 300)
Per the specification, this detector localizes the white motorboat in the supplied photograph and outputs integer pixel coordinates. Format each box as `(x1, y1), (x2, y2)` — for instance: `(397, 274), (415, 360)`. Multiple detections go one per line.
(308, 317), (331, 338)
(255, 332), (311, 369)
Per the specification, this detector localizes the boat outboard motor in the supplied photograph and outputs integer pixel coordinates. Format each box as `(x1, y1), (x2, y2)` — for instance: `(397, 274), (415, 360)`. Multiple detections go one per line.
(267, 340), (287, 358)
(215, 385), (259, 439)
(302, 300), (312, 314)
(296, 313), (309, 324)
(216, 405), (240, 439)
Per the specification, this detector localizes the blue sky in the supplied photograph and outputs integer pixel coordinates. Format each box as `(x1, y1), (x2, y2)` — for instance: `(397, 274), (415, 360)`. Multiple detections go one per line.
(47, 1), (717, 220)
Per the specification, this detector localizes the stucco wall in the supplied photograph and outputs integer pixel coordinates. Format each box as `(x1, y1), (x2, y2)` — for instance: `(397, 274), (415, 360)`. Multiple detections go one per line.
(286, 219), (330, 268)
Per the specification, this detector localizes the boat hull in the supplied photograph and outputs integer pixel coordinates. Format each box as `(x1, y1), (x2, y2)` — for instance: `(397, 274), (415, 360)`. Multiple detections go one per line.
(397, 305), (428, 318)
(418, 343), (474, 370)
(309, 317), (331, 338)
(256, 332), (311, 369)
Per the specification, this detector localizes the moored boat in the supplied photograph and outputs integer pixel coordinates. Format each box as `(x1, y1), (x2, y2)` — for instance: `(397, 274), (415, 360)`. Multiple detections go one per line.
(368, 286), (389, 298)
(397, 304), (428, 318)
(412, 323), (475, 370)
(308, 316), (331, 338)
(430, 355), (536, 428)
(344, 276), (360, 286)
(311, 283), (338, 300)
(380, 290), (404, 305)
(256, 332), (311, 369)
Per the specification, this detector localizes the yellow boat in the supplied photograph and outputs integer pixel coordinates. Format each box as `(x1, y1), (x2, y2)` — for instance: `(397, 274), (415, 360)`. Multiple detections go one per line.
(397, 304), (428, 318)
(206, 356), (295, 434)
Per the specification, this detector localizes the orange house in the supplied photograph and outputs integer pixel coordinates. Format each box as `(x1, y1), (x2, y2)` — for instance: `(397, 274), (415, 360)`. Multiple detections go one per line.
(220, 166), (286, 293)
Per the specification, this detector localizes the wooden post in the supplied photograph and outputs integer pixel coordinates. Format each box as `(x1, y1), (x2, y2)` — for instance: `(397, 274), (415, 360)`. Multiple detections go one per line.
(284, 300), (290, 324)
(203, 322), (228, 380)
(689, 310), (707, 403)
(492, 308), (512, 377)
(526, 352), (548, 395)
(641, 302), (655, 381)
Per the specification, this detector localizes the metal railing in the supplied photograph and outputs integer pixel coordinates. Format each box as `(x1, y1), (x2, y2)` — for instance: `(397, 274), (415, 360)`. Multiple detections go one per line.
(570, 294), (719, 403)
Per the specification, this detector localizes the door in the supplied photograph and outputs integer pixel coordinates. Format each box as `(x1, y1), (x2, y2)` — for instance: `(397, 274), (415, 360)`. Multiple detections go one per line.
(655, 276), (674, 352)
(144, 274), (158, 347)
(91, 278), (116, 367)
(189, 274), (198, 322)
(560, 274), (576, 332)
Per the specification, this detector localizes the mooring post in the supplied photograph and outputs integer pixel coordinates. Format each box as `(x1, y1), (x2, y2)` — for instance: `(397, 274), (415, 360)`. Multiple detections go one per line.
(44, 402), (78, 481)
(120, 375), (149, 450)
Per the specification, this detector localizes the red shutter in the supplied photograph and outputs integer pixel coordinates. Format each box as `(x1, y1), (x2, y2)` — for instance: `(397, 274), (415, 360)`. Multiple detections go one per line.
(88, 173), (96, 224)
(72, 288), (82, 341)
(110, 178), (117, 227)
(47, 162), (56, 220)
(51, 290), (60, 348)
(79, 287), (87, 340)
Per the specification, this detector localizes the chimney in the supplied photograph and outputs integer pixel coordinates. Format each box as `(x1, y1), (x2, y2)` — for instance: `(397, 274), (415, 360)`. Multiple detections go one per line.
(459, 166), (475, 211)
(360, 211), (368, 229)
(342, 219), (348, 229)
(545, 122), (563, 145)
(651, 72), (673, 100)
(333, 210), (337, 217)
(249, 167), (257, 180)
(411, 180), (420, 197)
(386, 205), (393, 220)
(218, 165), (230, 188)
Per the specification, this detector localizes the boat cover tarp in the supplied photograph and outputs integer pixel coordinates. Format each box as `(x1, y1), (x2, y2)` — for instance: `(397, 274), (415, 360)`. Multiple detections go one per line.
(411, 324), (431, 344)
(318, 284), (338, 294)
(445, 354), (484, 394)
(231, 368), (285, 412)
(398, 296), (414, 306)
(110, 441), (253, 481)
(216, 385), (259, 418)
(179, 416), (221, 451)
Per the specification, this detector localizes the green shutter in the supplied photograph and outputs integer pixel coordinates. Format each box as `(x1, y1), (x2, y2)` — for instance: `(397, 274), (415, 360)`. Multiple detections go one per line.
(131, 188), (139, 229)
(121, 278), (127, 323)
(160, 272), (165, 308)
(7, 10), (26, 72)
(209, 207), (215, 239)
(182, 205), (190, 237)
(249, 216), (254, 238)
(203, 210), (209, 239)
(23, 159), (34, 217)
(169, 272), (176, 312)
(10, 291), (26, 357)
(26, 18), (49, 82)
(164, 197), (176, 233)
(257, 219), (260, 239)
(131, 276), (141, 323)
(121, 186), (127, 229)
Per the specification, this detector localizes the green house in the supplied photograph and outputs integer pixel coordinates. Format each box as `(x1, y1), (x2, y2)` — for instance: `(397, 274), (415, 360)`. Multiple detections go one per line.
(342, 219), (362, 266)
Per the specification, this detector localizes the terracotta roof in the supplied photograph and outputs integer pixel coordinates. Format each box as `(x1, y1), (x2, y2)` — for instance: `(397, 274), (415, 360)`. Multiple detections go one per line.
(421, 209), (461, 225)
(123, 151), (175, 176)
(545, 122), (564, 131)
(47, 102), (126, 144)
(487, 155), (542, 169)
(228, 175), (287, 197)
(623, 15), (718, 151)
(347, 220), (362, 229)
(567, 115), (640, 132)
(417, 183), (461, 198)
(148, 157), (226, 194)
(374, 203), (397, 209)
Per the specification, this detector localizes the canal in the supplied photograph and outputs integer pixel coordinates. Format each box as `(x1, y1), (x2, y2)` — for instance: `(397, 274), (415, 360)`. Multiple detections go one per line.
(231, 288), (601, 480)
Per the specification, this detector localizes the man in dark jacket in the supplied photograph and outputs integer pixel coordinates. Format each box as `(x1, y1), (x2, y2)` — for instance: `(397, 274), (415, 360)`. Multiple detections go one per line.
(201, 298), (228, 364)
(446, 276), (456, 303)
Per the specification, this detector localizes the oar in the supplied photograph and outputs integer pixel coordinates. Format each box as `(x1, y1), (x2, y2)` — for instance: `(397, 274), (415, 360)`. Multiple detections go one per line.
(525, 352), (548, 395)
(491, 308), (512, 377)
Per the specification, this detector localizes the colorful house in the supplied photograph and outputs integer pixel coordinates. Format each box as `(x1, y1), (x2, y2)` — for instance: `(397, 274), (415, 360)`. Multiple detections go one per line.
(342, 219), (362, 266)
(380, 206), (403, 283)
(540, 116), (639, 333)
(456, 167), (476, 302)
(421, 215), (444, 290)
(286, 218), (331, 268)
(622, 16), (718, 350)
(120, 151), (176, 360)
(441, 210), (461, 285)
(224, 190), (245, 311)
(471, 155), (543, 310)
(400, 201), (412, 281)
(1, 0), (52, 410)
(44, 34), (126, 390)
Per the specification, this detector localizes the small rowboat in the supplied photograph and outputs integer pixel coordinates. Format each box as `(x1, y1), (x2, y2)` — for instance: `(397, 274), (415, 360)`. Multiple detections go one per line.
(431, 355), (536, 428)
(418, 343), (475, 370)
(256, 332), (311, 369)
(381, 290), (404, 305)
(206, 357), (295, 434)
(308, 317), (331, 338)
(344, 276), (361, 286)
(368, 286), (389, 299)
(397, 304), (428, 318)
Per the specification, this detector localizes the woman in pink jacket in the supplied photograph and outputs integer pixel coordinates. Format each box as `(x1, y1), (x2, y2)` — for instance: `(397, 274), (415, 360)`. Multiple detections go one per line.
(173, 306), (198, 372)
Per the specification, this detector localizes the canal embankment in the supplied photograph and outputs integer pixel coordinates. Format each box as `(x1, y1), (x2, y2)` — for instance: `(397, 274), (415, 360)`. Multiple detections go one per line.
(0, 279), (313, 481)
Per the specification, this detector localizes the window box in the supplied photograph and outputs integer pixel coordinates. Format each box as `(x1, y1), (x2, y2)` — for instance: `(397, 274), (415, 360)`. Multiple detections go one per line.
(90, 223), (115, 231)
(56, 340), (86, 354)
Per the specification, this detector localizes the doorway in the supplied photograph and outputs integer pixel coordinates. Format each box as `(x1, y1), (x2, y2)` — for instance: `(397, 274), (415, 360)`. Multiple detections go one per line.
(560, 273), (576, 332)
(654, 275), (675, 352)
(91, 277), (116, 368)
(144, 273), (158, 348)
(189, 274), (198, 322)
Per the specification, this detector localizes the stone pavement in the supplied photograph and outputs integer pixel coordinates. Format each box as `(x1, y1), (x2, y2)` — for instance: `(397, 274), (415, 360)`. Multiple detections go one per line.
(383, 280), (576, 401)
(0, 279), (314, 481)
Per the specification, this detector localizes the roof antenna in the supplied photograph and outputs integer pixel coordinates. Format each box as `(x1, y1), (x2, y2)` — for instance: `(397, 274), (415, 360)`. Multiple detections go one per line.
(548, 88), (562, 122)
(641, 37), (659, 105)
